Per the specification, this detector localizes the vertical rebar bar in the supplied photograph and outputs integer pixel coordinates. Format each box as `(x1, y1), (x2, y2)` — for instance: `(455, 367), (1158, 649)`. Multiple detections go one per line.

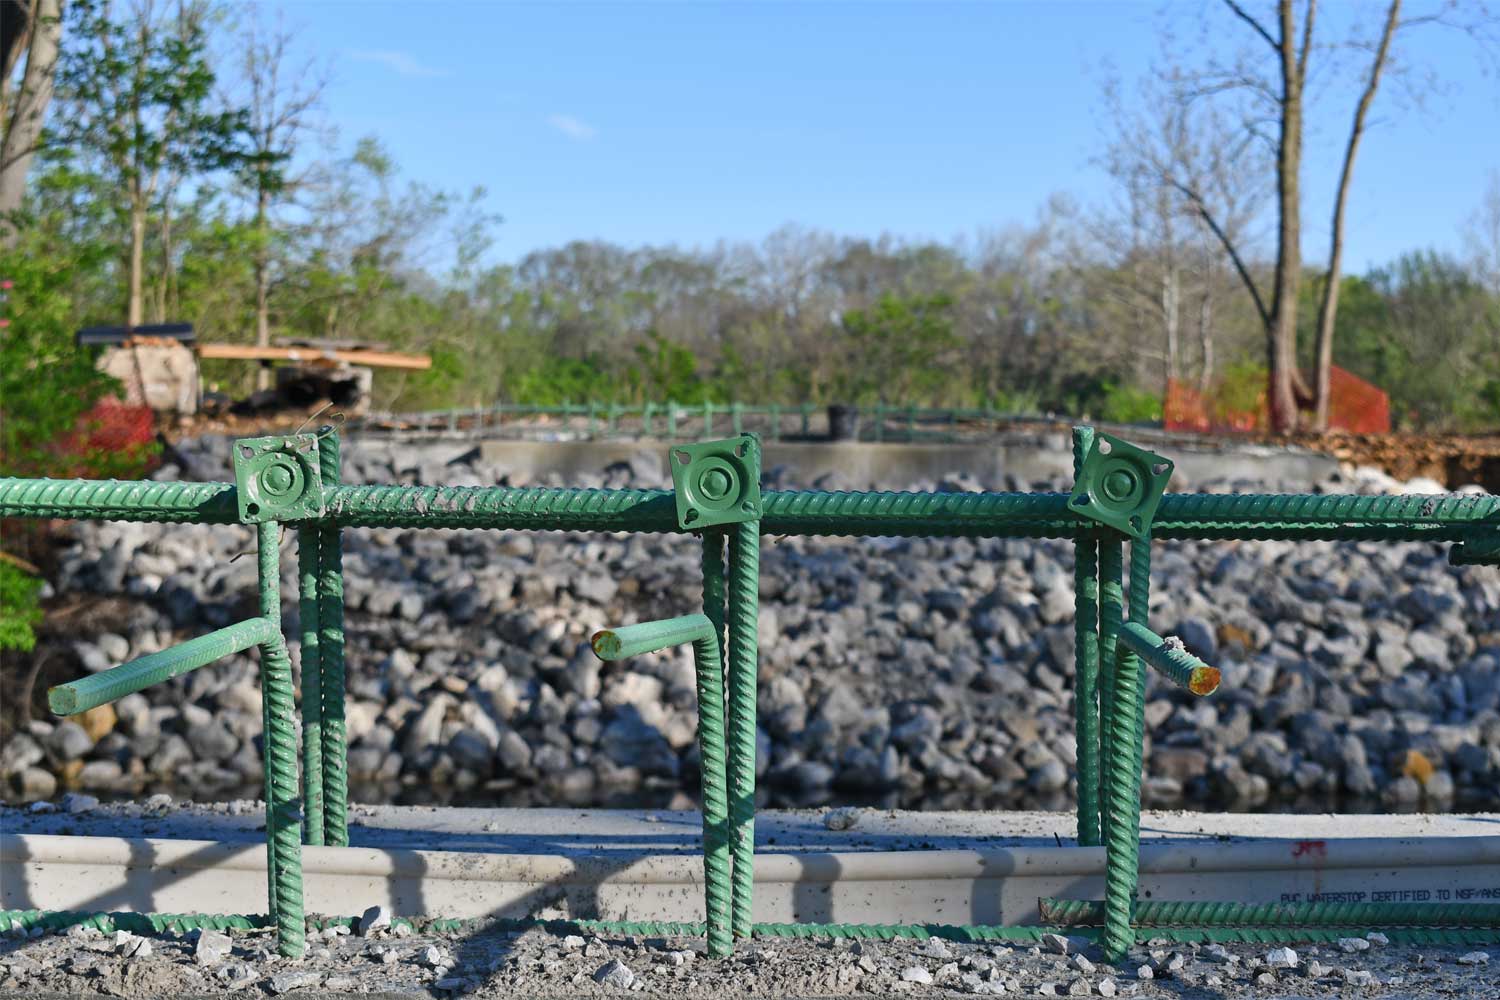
(1072, 427), (1101, 847)
(317, 430), (348, 847)
(700, 529), (731, 952)
(296, 527), (324, 846)
(726, 520), (760, 938)
(1096, 537), (1123, 844)
(257, 521), (304, 957)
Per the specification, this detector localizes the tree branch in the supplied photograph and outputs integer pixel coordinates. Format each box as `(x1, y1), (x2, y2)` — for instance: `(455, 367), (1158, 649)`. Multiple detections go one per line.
(1223, 0), (1281, 54)
(1167, 177), (1272, 330)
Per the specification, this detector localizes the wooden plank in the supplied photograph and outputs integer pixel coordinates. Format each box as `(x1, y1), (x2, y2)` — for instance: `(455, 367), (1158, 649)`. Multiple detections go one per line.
(196, 344), (431, 370)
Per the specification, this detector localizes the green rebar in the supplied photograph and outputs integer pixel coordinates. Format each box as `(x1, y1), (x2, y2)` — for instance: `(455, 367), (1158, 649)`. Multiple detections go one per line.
(1096, 537), (1123, 845)
(5, 476), (1497, 542)
(1039, 898), (1500, 928)
(1118, 620), (1220, 695)
(257, 521), (305, 957)
(296, 527), (324, 847)
(1101, 629), (1145, 962)
(1127, 534), (1152, 743)
(727, 520), (760, 939)
(47, 617), (276, 715)
(702, 528), (728, 675)
(317, 429), (348, 848)
(590, 615), (719, 660)
(1072, 427), (1101, 848)
(589, 611), (733, 957)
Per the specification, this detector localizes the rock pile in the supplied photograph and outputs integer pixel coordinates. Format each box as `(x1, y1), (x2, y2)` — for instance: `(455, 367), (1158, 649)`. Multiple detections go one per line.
(2, 434), (1498, 813)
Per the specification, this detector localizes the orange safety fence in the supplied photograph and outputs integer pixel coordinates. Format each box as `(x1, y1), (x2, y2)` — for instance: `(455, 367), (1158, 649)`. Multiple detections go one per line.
(1165, 366), (1390, 435)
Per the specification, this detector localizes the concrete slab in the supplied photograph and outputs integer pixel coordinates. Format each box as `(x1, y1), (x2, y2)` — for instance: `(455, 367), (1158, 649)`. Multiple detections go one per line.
(4, 807), (1496, 925)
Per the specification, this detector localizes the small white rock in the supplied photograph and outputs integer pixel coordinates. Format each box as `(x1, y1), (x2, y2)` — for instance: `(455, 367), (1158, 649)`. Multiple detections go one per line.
(1458, 951), (1490, 966)
(594, 958), (635, 988)
(1070, 954), (1095, 974)
(823, 806), (860, 831)
(563, 934), (586, 950)
(1337, 936), (1370, 953)
(1135, 965), (1153, 981)
(357, 905), (392, 936)
(1365, 932), (1389, 947)
(921, 937), (951, 960)
(1097, 977), (1117, 997)
(1265, 946), (1298, 969)
(1042, 932), (1070, 955)
(902, 966), (934, 984)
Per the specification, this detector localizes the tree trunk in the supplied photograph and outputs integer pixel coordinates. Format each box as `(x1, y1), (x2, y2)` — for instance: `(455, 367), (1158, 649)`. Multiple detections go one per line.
(1266, 0), (1305, 433)
(1312, 0), (1400, 430)
(255, 186), (272, 390)
(1162, 267), (1180, 384)
(128, 196), (146, 327)
(1197, 287), (1215, 393)
(0, 0), (63, 245)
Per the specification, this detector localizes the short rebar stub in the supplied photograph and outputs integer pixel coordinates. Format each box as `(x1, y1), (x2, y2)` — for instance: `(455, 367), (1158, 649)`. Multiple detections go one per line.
(669, 434), (762, 531)
(233, 434), (325, 524)
(1069, 433), (1172, 540)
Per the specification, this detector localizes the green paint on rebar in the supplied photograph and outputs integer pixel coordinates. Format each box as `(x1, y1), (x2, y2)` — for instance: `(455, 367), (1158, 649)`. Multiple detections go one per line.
(296, 527), (324, 847)
(1072, 426), (1101, 848)
(727, 520), (760, 939)
(317, 427), (348, 848)
(257, 521), (305, 957)
(48, 617), (276, 716)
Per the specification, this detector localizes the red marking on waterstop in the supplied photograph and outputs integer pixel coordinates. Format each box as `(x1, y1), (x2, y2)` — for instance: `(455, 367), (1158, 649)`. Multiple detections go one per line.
(1292, 840), (1327, 859)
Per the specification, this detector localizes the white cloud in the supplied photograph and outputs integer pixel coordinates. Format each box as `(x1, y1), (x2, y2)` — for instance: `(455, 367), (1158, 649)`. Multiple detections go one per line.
(547, 114), (596, 141)
(350, 49), (448, 79)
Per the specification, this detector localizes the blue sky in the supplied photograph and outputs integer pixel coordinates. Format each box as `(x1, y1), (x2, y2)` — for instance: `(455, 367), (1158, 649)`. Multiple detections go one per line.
(273, 1), (1498, 272)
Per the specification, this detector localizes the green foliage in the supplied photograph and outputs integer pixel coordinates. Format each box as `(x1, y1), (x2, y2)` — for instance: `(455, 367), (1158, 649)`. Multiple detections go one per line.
(1098, 383), (1162, 424)
(1336, 252), (1500, 430)
(0, 239), (124, 477)
(632, 331), (710, 404)
(0, 562), (44, 654)
(832, 293), (960, 405)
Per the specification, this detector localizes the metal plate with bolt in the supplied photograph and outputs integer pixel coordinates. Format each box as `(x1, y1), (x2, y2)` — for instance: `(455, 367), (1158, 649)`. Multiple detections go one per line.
(1068, 432), (1172, 539)
(232, 433), (324, 523)
(4, 425), (1499, 960)
(669, 434), (762, 530)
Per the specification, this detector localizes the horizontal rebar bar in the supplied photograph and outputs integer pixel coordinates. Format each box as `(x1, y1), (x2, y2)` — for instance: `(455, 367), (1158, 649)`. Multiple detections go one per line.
(48, 617), (278, 715)
(1039, 898), (1500, 929)
(1117, 621), (1220, 696)
(591, 614), (716, 660)
(3, 477), (1496, 541)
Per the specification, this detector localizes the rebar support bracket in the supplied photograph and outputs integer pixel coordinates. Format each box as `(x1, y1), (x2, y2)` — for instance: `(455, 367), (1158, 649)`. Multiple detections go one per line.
(233, 434), (325, 524)
(669, 434), (762, 531)
(1069, 433), (1172, 540)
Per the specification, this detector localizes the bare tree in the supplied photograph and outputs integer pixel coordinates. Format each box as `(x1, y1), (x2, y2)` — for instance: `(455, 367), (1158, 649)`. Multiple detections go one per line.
(1309, 0), (1402, 429)
(1127, 1), (1494, 431)
(0, 0), (64, 242)
(235, 8), (324, 388)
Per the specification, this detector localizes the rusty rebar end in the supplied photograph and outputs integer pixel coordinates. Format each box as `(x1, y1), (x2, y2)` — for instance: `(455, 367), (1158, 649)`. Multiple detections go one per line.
(590, 630), (622, 660)
(1189, 665), (1221, 697)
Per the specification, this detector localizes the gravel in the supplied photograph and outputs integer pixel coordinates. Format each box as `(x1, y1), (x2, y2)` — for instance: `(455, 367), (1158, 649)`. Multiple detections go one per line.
(3, 923), (1497, 999)
(3, 434), (1498, 816)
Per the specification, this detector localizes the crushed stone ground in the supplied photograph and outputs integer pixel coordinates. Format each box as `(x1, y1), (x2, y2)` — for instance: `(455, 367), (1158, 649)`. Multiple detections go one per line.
(1, 921), (1495, 999)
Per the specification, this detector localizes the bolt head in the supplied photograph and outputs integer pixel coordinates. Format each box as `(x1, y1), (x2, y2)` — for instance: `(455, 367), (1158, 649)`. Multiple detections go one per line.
(1102, 468), (1137, 502)
(699, 467), (732, 500)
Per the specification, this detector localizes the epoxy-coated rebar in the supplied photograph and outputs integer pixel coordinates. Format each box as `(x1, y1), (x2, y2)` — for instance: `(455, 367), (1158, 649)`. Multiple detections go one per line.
(727, 521), (760, 939)
(1039, 898), (1500, 928)
(317, 431), (348, 848)
(1072, 427), (1101, 848)
(1118, 621), (1220, 695)
(1100, 636), (1145, 962)
(6, 476), (1496, 542)
(296, 527), (324, 847)
(47, 617), (276, 715)
(257, 522), (304, 957)
(1096, 538), (1123, 844)
(589, 612), (732, 956)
